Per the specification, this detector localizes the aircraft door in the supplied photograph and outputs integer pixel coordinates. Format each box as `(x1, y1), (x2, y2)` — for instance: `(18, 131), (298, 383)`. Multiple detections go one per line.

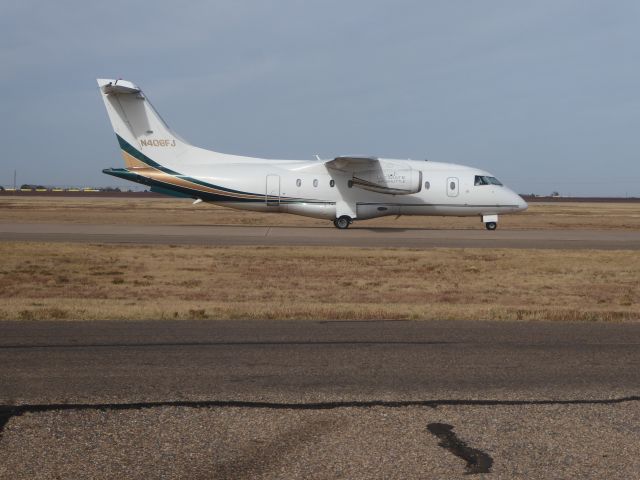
(265, 174), (280, 205)
(447, 177), (459, 197)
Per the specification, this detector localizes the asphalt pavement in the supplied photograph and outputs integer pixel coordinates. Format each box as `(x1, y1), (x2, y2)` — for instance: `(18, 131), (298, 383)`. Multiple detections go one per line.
(1, 319), (639, 479)
(1, 223), (639, 249)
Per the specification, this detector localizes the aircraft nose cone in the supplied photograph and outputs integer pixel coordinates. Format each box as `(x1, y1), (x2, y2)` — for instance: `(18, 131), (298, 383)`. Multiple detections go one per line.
(516, 195), (528, 211)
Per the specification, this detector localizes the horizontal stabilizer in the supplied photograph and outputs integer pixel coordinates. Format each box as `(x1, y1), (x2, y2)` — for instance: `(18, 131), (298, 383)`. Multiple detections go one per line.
(150, 186), (193, 198)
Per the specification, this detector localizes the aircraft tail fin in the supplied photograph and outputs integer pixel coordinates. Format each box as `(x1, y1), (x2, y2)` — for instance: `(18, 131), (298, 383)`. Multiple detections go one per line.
(97, 78), (190, 168)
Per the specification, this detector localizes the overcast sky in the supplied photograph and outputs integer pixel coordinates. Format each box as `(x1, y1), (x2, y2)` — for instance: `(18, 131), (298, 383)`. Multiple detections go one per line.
(1, 1), (639, 196)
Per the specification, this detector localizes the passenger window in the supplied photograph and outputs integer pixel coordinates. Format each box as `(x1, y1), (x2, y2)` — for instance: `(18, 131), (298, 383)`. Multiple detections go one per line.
(450, 181), (455, 190)
(424, 181), (430, 190)
(296, 179), (301, 187)
(348, 180), (353, 188)
(329, 179), (335, 187)
(313, 179), (318, 188)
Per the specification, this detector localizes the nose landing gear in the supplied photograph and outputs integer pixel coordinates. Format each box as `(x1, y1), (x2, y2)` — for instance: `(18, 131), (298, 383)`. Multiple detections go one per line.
(482, 214), (499, 231)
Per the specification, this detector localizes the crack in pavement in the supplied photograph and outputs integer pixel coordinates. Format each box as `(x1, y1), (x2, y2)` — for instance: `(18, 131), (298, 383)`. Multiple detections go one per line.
(1, 395), (638, 436)
(428, 422), (493, 475)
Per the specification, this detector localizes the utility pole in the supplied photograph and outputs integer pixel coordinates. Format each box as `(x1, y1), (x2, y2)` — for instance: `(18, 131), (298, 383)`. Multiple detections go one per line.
(13, 169), (16, 190)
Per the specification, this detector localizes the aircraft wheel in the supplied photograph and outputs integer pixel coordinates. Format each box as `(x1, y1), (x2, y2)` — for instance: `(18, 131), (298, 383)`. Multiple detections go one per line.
(485, 221), (497, 231)
(334, 216), (352, 229)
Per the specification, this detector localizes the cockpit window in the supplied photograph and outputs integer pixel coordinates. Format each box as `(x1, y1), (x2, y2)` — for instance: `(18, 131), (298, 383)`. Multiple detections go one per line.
(474, 175), (502, 186)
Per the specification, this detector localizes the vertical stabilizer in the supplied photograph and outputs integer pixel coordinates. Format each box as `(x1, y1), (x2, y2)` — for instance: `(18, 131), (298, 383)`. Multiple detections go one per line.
(97, 78), (190, 168)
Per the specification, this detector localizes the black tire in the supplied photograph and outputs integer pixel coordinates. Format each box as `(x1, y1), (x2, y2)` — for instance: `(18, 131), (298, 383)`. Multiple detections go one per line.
(485, 221), (497, 231)
(334, 216), (351, 229)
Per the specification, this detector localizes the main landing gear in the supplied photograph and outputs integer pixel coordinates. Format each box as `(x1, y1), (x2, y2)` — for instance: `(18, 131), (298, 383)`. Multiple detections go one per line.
(333, 215), (352, 229)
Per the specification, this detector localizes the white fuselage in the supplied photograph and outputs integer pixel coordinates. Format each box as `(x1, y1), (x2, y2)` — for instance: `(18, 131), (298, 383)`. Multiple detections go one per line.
(168, 157), (526, 221)
(97, 78), (527, 228)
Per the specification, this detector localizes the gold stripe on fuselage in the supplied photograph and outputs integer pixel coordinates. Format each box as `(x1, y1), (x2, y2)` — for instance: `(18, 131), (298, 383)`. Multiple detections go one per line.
(122, 149), (263, 201)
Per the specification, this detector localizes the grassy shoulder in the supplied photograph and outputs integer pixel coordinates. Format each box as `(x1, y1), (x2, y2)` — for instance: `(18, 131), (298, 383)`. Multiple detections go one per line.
(1, 197), (639, 230)
(1, 243), (638, 322)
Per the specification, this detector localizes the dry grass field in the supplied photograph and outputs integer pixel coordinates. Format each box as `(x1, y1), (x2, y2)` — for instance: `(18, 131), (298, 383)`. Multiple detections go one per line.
(1, 197), (639, 230)
(0, 243), (637, 322)
(1, 198), (638, 322)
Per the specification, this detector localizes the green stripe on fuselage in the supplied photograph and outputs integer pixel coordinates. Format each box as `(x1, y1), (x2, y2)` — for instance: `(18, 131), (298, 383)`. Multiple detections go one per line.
(102, 167), (262, 202)
(111, 135), (329, 204)
(116, 135), (262, 197)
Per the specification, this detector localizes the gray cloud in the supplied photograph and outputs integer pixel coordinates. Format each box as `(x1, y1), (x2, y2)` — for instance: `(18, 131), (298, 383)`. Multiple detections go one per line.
(1, 0), (639, 195)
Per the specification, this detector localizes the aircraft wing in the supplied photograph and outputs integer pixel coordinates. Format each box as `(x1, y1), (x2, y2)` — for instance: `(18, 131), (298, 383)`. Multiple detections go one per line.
(324, 156), (380, 173)
(324, 156), (422, 195)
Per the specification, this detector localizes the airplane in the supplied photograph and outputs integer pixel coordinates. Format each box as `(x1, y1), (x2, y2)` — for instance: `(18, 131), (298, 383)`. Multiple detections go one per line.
(97, 78), (527, 230)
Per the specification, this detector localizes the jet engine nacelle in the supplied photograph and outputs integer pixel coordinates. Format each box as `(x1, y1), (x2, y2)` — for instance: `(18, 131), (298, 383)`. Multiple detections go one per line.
(352, 168), (422, 195)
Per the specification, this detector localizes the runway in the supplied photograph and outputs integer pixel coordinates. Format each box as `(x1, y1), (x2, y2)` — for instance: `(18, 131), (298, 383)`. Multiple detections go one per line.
(2, 319), (639, 404)
(1, 222), (639, 249)
(1, 320), (639, 478)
